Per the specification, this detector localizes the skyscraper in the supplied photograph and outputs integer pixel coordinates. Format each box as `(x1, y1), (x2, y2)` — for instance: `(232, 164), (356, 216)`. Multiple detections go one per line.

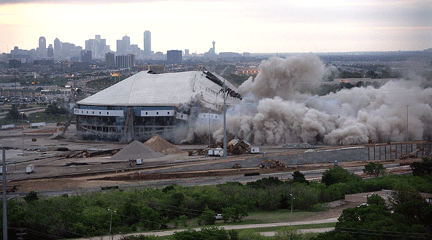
(54, 38), (61, 57)
(85, 35), (110, 59)
(116, 35), (131, 55)
(144, 30), (151, 57)
(167, 50), (182, 63)
(47, 44), (54, 57)
(39, 36), (46, 49)
(80, 50), (92, 62)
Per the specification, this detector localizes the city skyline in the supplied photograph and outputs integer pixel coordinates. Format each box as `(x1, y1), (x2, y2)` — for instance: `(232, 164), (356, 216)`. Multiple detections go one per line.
(0, 0), (431, 54)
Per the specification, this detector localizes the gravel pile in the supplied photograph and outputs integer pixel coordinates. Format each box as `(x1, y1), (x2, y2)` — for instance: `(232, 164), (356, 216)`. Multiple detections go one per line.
(144, 134), (186, 155)
(279, 143), (315, 149)
(111, 140), (164, 160)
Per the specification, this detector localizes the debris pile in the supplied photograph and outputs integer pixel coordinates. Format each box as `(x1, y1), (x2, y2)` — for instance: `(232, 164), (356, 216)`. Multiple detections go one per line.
(211, 139), (254, 155)
(65, 149), (121, 158)
(232, 163), (241, 169)
(111, 141), (163, 160)
(280, 143), (315, 149)
(144, 134), (186, 155)
(259, 159), (286, 169)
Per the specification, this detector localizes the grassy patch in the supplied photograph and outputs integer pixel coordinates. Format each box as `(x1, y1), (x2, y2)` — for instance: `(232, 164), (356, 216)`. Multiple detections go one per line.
(235, 222), (336, 234)
(242, 210), (318, 224)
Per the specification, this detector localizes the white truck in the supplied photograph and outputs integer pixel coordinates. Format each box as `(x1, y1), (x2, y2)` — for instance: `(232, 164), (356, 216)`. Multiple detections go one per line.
(26, 164), (34, 174)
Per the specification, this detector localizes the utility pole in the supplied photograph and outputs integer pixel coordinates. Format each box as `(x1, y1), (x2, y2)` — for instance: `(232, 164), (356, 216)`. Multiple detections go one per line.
(3, 147), (7, 240)
(290, 194), (295, 226)
(406, 105), (409, 142)
(21, 112), (24, 156)
(208, 111), (211, 148)
(223, 78), (227, 158)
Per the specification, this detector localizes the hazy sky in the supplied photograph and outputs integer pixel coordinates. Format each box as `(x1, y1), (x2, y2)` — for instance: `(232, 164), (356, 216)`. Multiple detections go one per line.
(1, 0), (431, 54)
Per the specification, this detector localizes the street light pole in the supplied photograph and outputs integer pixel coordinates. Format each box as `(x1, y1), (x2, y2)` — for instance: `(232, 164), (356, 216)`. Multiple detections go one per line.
(223, 78), (227, 158)
(406, 105), (409, 142)
(290, 194), (295, 226)
(21, 112), (24, 156)
(108, 209), (115, 240)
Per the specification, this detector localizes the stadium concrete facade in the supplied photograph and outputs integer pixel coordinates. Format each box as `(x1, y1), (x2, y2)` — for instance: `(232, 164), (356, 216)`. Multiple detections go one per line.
(75, 70), (241, 142)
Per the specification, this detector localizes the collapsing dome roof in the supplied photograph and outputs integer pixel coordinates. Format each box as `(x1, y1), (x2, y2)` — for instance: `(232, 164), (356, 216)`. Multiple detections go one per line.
(77, 70), (240, 109)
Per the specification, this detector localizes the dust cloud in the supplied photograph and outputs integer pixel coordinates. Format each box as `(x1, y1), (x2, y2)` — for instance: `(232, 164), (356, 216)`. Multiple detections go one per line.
(209, 54), (432, 146)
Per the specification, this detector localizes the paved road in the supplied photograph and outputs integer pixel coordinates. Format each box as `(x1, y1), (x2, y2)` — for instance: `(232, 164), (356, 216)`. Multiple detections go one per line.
(75, 218), (338, 240)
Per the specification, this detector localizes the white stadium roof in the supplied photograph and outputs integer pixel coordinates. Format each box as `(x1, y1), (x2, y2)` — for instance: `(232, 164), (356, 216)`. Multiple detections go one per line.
(77, 71), (239, 108)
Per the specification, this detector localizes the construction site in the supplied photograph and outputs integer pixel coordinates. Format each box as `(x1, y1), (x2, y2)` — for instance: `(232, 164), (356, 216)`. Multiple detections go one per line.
(0, 122), (430, 196)
(2, 63), (432, 196)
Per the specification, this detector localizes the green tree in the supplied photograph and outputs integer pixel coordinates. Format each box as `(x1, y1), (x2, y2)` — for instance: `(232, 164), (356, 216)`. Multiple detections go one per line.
(45, 102), (69, 115)
(292, 171), (308, 184)
(171, 226), (237, 240)
(321, 166), (361, 186)
(24, 191), (39, 203)
(199, 206), (217, 225)
(363, 162), (386, 177)
(366, 194), (387, 208)
(178, 215), (188, 228)
(411, 158), (432, 176)
(5, 104), (26, 121)
(389, 184), (431, 227)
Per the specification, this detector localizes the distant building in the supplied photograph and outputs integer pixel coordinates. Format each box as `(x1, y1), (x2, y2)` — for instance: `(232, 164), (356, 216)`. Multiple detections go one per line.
(167, 50), (182, 63)
(236, 66), (260, 76)
(37, 36), (47, 58)
(54, 38), (62, 57)
(138, 65), (165, 73)
(204, 41), (216, 59)
(219, 52), (241, 59)
(34, 59), (54, 67)
(61, 42), (82, 60)
(105, 52), (115, 67)
(116, 54), (135, 68)
(9, 59), (21, 68)
(116, 35), (130, 55)
(39, 36), (46, 49)
(47, 44), (54, 57)
(144, 30), (151, 57)
(85, 35), (110, 59)
(80, 50), (92, 62)
(185, 49), (190, 56)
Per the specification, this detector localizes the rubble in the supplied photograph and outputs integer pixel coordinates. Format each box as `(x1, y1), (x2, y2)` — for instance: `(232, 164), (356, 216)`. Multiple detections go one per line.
(259, 159), (287, 169)
(144, 134), (186, 155)
(111, 140), (164, 160)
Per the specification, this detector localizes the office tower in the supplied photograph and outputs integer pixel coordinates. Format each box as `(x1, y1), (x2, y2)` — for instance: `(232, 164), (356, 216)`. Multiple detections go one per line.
(144, 30), (151, 56)
(80, 50), (92, 62)
(167, 50), (182, 63)
(185, 49), (189, 56)
(116, 35), (131, 55)
(116, 54), (135, 68)
(39, 36), (46, 49)
(85, 35), (110, 59)
(105, 52), (115, 67)
(54, 38), (61, 57)
(47, 44), (54, 57)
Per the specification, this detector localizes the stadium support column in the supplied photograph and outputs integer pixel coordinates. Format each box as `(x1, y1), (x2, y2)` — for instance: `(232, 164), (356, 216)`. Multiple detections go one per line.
(123, 107), (134, 142)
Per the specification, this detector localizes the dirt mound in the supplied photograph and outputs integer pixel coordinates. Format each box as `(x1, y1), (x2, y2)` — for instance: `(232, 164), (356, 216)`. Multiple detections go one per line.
(144, 134), (186, 155)
(111, 140), (164, 160)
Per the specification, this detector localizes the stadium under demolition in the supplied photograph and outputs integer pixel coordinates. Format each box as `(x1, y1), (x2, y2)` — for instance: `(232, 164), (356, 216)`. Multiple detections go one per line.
(75, 69), (242, 142)
(75, 54), (432, 146)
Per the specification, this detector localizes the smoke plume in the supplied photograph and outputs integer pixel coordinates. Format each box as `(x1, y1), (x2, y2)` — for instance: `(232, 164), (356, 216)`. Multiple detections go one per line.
(210, 54), (432, 146)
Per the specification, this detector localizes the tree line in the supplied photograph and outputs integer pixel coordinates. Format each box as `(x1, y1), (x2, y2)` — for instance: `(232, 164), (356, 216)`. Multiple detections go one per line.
(1, 158), (431, 239)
